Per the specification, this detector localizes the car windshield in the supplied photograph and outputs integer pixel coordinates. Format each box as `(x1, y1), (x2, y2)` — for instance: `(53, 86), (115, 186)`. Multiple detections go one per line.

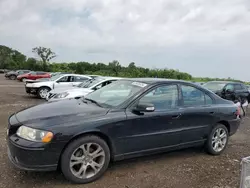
(78, 77), (105, 88)
(203, 82), (226, 91)
(85, 80), (148, 108)
(76, 79), (93, 88)
(50, 74), (64, 81)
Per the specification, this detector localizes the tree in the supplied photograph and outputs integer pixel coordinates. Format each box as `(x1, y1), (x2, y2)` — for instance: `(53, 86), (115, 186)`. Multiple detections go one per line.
(32, 47), (56, 71)
(108, 60), (121, 76)
(0, 45), (26, 69)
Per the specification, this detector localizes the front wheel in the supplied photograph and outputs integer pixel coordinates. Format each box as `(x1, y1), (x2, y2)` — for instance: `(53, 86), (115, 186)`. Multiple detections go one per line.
(37, 87), (51, 99)
(20, 77), (26, 82)
(206, 124), (229, 155)
(61, 135), (110, 184)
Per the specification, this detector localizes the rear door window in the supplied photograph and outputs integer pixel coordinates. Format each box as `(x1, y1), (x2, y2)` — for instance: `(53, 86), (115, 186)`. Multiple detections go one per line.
(181, 85), (206, 106)
(234, 84), (242, 90)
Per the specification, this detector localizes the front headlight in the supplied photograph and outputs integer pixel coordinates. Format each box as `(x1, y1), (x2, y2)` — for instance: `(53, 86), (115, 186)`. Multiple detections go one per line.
(16, 126), (53, 143)
(26, 83), (34, 87)
(54, 92), (69, 99)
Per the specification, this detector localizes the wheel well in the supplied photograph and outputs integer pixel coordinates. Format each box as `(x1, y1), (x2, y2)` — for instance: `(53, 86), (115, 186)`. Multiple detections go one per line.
(217, 120), (230, 133)
(57, 131), (114, 169)
(39, 86), (51, 90)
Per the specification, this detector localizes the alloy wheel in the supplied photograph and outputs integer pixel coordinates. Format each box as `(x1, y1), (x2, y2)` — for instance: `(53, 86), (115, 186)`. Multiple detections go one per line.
(70, 143), (105, 179)
(39, 89), (49, 99)
(212, 128), (227, 152)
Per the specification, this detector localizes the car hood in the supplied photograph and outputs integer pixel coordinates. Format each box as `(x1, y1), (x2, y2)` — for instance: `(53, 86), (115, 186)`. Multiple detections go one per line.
(6, 71), (16, 75)
(14, 99), (109, 129)
(25, 78), (50, 84)
(31, 81), (54, 87)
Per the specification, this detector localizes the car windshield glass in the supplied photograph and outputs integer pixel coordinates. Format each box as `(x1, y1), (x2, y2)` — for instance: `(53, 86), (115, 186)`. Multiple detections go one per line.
(51, 74), (63, 81)
(85, 80), (148, 108)
(203, 82), (226, 91)
(29, 71), (36, 75)
(78, 78), (105, 88)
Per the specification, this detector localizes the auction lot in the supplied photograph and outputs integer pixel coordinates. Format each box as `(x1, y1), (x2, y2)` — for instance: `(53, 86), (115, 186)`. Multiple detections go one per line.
(0, 74), (250, 188)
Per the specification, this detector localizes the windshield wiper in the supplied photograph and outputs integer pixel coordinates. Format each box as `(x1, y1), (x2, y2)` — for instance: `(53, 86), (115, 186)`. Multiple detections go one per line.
(84, 98), (103, 107)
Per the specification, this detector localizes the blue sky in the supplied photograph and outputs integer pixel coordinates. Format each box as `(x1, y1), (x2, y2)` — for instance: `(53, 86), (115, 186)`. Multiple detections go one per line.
(0, 0), (250, 80)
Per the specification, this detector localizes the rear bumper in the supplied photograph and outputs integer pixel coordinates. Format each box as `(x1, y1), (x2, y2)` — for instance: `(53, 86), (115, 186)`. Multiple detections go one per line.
(228, 118), (241, 136)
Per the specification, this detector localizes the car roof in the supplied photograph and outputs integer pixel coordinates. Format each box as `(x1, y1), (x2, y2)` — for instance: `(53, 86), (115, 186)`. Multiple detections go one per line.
(102, 76), (123, 81)
(204, 81), (243, 84)
(121, 78), (192, 84)
(60, 74), (91, 78)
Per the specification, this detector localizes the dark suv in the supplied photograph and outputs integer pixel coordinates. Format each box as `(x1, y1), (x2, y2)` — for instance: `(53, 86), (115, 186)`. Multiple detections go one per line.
(203, 81), (250, 103)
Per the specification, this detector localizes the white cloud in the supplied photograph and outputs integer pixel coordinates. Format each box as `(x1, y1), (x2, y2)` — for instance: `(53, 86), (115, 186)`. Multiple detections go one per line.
(0, 0), (250, 80)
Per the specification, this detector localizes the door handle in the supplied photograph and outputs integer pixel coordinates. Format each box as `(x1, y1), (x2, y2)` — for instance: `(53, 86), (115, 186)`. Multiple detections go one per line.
(172, 114), (181, 119)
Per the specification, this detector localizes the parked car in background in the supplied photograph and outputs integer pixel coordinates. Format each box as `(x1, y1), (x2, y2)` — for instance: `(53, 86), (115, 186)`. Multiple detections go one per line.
(25, 74), (92, 99)
(203, 81), (250, 103)
(25, 72), (70, 84)
(7, 78), (241, 183)
(5, 70), (30, 80)
(0, 69), (9, 73)
(47, 77), (122, 102)
(17, 71), (51, 82)
(246, 85), (250, 92)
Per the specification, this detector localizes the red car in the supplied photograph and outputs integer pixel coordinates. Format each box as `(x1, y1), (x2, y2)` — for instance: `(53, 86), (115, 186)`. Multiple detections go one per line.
(17, 71), (51, 82)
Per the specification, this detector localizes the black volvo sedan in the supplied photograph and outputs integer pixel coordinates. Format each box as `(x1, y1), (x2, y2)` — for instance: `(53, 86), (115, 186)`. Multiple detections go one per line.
(7, 78), (241, 184)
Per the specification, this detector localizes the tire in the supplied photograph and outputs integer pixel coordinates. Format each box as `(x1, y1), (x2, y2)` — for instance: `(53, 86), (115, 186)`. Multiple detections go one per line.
(37, 87), (51, 99)
(206, 124), (229, 155)
(61, 135), (110, 184)
(9, 75), (16, 80)
(20, 77), (26, 82)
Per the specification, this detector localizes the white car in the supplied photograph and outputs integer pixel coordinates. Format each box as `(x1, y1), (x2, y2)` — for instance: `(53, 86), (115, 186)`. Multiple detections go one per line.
(25, 74), (92, 99)
(47, 77), (122, 102)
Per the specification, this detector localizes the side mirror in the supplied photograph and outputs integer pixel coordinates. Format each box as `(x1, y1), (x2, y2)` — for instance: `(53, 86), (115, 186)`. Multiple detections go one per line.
(133, 103), (155, 113)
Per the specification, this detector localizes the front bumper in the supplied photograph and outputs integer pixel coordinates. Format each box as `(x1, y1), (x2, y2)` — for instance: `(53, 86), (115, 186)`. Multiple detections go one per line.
(228, 118), (241, 136)
(25, 87), (38, 94)
(7, 136), (60, 171)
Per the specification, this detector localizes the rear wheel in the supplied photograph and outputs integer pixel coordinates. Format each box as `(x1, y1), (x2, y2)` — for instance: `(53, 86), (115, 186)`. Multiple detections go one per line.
(9, 75), (16, 80)
(206, 124), (229, 155)
(61, 135), (110, 184)
(37, 87), (51, 99)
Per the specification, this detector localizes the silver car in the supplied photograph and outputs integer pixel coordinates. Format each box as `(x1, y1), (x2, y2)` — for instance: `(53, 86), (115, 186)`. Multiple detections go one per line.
(47, 77), (122, 102)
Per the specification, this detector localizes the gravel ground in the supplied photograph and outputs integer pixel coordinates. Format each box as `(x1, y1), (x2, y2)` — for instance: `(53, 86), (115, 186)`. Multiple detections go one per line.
(0, 74), (249, 188)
